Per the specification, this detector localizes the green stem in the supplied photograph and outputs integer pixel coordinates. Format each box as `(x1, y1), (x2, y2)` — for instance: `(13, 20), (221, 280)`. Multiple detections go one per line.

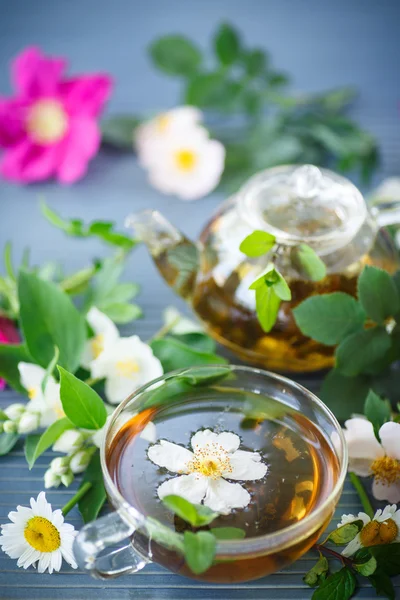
(149, 315), (181, 342)
(62, 482), (92, 517)
(84, 377), (101, 387)
(349, 472), (374, 519)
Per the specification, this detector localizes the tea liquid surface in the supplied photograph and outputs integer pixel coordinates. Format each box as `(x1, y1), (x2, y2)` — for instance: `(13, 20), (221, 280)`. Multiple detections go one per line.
(107, 389), (338, 537)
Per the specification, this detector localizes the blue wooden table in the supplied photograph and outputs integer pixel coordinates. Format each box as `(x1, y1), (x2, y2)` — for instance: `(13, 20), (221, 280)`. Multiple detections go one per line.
(1, 1), (400, 598)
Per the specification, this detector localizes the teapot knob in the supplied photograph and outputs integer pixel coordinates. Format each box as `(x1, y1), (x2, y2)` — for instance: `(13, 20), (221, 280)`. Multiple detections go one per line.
(290, 165), (323, 198)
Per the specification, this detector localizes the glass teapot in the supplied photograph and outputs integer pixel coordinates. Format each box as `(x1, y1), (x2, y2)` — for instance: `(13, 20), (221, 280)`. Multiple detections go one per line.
(127, 165), (400, 373)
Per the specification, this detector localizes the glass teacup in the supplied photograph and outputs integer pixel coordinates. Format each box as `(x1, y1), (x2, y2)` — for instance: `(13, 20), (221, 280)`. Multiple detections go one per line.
(73, 365), (347, 583)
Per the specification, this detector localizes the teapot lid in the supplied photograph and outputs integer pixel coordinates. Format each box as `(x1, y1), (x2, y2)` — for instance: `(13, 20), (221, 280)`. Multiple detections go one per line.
(238, 165), (367, 249)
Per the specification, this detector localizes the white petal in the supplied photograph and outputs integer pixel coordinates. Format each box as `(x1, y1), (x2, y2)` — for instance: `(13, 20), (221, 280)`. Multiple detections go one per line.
(203, 478), (251, 515)
(18, 363), (46, 391)
(61, 545), (77, 569)
(377, 504), (398, 522)
(191, 429), (240, 453)
(157, 474), (208, 505)
(347, 457), (374, 477)
(140, 421), (157, 444)
(379, 422), (400, 460)
(342, 534), (362, 557)
(148, 440), (193, 473)
(104, 376), (136, 405)
(344, 418), (384, 460)
(372, 478), (400, 503)
(227, 450), (268, 480)
(81, 307), (120, 369)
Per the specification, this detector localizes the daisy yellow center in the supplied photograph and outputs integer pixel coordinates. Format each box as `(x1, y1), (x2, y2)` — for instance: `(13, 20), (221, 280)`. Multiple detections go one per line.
(156, 114), (171, 133)
(175, 149), (197, 172)
(91, 334), (104, 359)
(28, 387), (37, 400)
(116, 359), (140, 377)
(26, 100), (68, 145)
(371, 456), (400, 485)
(187, 443), (232, 479)
(24, 516), (61, 553)
(360, 519), (398, 546)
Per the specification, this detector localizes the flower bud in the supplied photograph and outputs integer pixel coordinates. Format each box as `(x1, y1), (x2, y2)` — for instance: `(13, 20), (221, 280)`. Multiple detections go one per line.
(50, 456), (70, 475)
(3, 420), (17, 433)
(44, 468), (61, 489)
(4, 403), (25, 420)
(60, 470), (74, 487)
(17, 412), (40, 434)
(70, 449), (92, 474)
(53, 429), (84, 454)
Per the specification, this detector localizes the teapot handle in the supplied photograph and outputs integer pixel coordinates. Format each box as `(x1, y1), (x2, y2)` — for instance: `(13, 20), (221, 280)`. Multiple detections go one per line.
(371, 200), (400, 228)
(73, 511), (149, 579)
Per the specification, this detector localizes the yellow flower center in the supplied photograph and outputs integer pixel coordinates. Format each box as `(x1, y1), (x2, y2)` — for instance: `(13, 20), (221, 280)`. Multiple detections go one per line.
(24, 516), (61, 553)
(175, 149), (197, 172)
(360, 518), (398, 546)
(91, 334), (104, 359)
(156, 114), (171, 133)
(28, 387), (37, 400)
(187, 443), (232, 479)
(116, 359), (140, 378)
(371, 456), (400, 486)
(26, 100), (68, 145)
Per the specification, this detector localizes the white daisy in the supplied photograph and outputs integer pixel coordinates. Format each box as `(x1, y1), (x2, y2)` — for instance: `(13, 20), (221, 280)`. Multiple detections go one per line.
(18, 363), (64, 426)
(135, 106), (202, 169)
(90, 335), (163, 404)
(148, 428), (267, 515)
(0, 492), (77, 573)
(339, 504), (400, 557)
(80, 307), (119, 370)
(343, 417), (400, 503)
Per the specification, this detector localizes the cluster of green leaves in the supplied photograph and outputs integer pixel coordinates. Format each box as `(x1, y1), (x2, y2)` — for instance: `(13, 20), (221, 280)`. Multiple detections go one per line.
(103, 22), (379, 187)
(304, 519), (400, 599)
(240, 230), (326, 332)
(293, 265), (400, 419)
(161, 495), (244, 574)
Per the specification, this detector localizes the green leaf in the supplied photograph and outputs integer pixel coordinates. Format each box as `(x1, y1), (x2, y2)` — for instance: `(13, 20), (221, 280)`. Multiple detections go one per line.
(291, 244), (327, 281)
(149, 35), (201, 76)
(162, 495), (218, 527)
(25, 418), (74, 468)
(255, 283), (281, 333)
(242, 49), (267, 76)
(335, 326), (391, 376)
(185, 73), (241, 110)
(0, 433), (19, 455)
(311, 567), (356, 600)
(214, 23), (240, 66)
(370, 544), (400, 577)
(0, 344), (32, 393)
(177, 366), (230, 387)
(239, 230), (276, 257)
(101, 302), (142, 324)
(18, 271), (86, 373)
(293, 292), (365, 345)
(364, 389), (392, 439)
(78, 451), (107, 523)
(210, 527), (245, 540)
(369, 570), (395, 600)
(303, 554), (329, 587)
(172, 333), (216, 354)
(101, 115), (141, 149)
(41, 346), (60, 394)
(326, 520), (363, 545)
(4, 241), (16, 281)
(183, 531), (216, 575)
(101, 283), (140, 304)
(358, 265), (400, 324)
(320, 370), (369, 421)
(353, 549), (377, 576)
(150, 337), (227, 373)
(41, 201), (84, 235)
(167, 244), (199, 297)
(58, 367), (107, 430)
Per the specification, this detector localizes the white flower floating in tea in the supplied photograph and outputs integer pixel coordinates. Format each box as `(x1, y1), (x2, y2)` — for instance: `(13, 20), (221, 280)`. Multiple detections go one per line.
(342, 418), (400, 503)
(148, 429), (267, 515)
(338, 504), (400, 557)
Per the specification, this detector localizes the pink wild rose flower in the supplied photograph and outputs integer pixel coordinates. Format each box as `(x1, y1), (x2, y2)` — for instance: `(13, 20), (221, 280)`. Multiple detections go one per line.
(0, 317), (19, 390)
(0, 47), (112, 184)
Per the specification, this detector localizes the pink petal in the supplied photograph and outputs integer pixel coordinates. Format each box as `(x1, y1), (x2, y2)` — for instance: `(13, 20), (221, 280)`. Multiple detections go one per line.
(12, 46), (66, 99)
(56, 118), (100, 184)
(60, 75), (112, 118)
(0, 97), (28, 148)
(0, 139), (58, 183)
(0, 318), (19, 344)
(0, 379), (6, 391)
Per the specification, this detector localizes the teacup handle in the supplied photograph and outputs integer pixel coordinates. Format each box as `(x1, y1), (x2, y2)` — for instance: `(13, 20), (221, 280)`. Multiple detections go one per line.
(73, 512), (150, 579)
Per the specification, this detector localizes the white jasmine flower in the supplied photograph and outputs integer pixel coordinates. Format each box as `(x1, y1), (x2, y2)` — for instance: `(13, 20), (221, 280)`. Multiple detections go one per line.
(18, 363), (64, 426)
(339, 504), (400, 557)
(44, 469), (61, 489)
(343, 417), (400, 503)
(145, 128), (225, 201)
(0, 491), (77, 573)
(163, 306), (203, 335)
(4, 404), (25, 420)
(49, 457), (69, 476)
(92, 414), (156, 448)
(90, 335), (163, 405)
(80, 307), (119, 370)
(69, 449), (92, 474)
(53, 430), (84, 454)
(3, 420), (17, 433)
(17, 411), (40, 434)
(135, 106), (202, 168)
(148, 429), (267, 515)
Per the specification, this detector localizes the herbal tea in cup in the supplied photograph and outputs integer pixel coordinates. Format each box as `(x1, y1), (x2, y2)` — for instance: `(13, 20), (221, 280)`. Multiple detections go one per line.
(73, 366), (347, 583)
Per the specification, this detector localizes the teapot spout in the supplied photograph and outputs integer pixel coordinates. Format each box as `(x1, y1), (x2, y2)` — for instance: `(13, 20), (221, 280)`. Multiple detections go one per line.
(125, 210), (199, 301)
